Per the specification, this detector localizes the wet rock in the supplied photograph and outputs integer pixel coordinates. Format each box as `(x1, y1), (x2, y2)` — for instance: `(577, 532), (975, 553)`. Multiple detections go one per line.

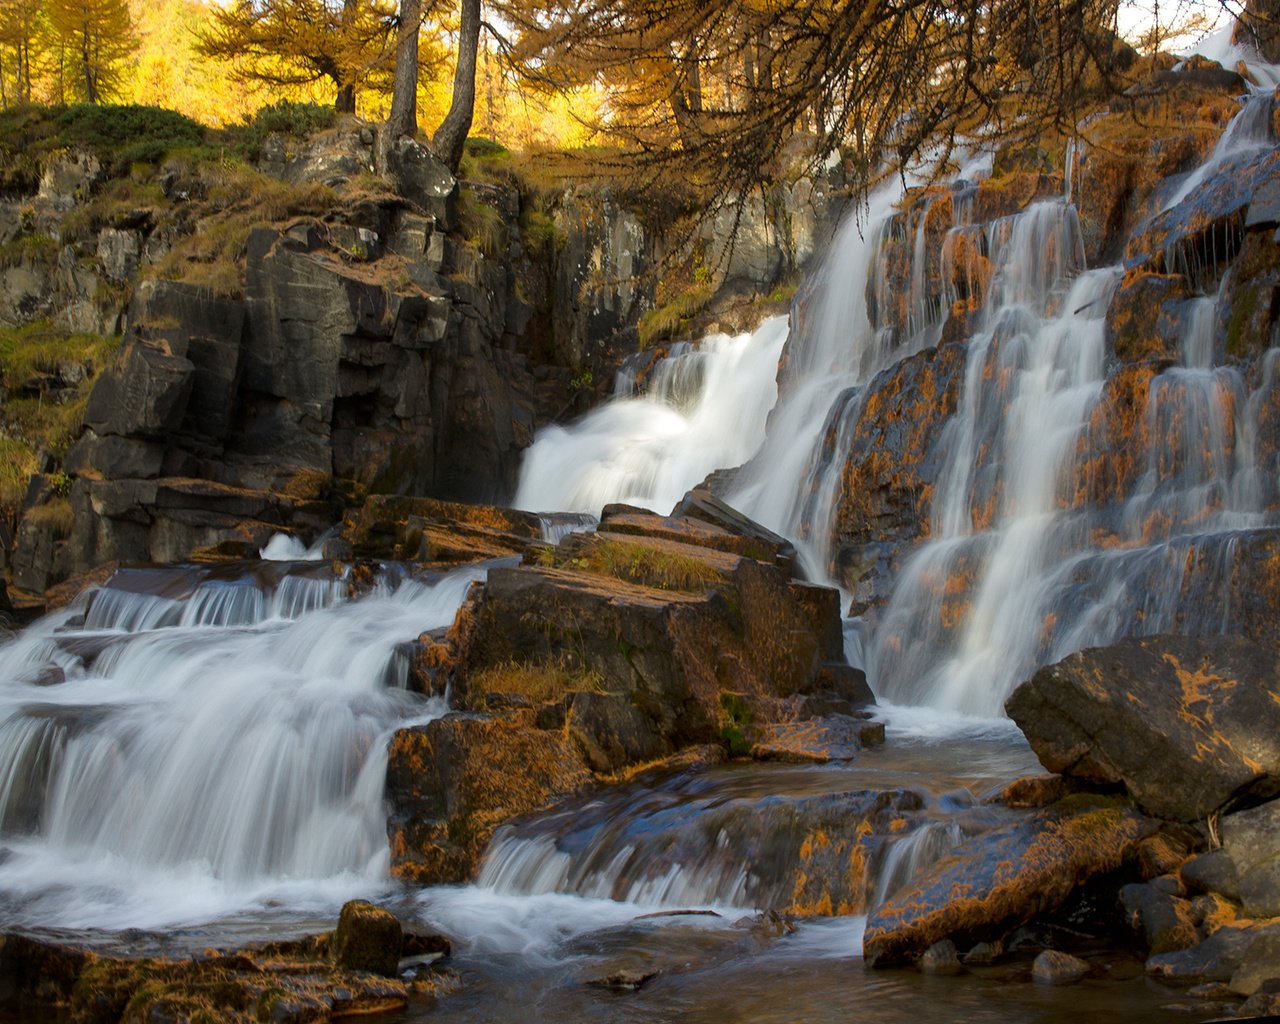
(920, 939), (963, 975)
(584, 968), (659, 990)
(1106, 271), (1191, 363)
(1119, 883), (1199, 955)
(343, 494), (543, 563)
(1005, 634), (1280, 822)
(1126, 147), (1280, 289)
(566, 690), (670, 772)
(994, 774), (1085, 809)
(1147, 924), (1278, 985)
(1230, 932), (1280, 996)
(863, 795), (1158, 967)
(831, 342), (968, 615)
(331, 900), (402, 978)
(669, 488), (799, 578)
(1032, 950), (1091, 985)
(1181, 848), (1241, 901)
(0, 933), (96, 1007)
(386, 711), (592, 883)
(747, 716), (882, 762)
(1240, 990), (1280, 1017)
(962, 940), (1004, 965)
(1221, 798), (1280, 917)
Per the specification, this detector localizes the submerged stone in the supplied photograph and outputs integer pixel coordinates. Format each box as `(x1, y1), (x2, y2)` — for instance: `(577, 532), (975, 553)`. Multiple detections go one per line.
(1032, 949), (1091, 985)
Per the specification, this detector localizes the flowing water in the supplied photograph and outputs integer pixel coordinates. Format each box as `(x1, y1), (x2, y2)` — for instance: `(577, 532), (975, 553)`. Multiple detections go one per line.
(1, 39), (1277, 1024)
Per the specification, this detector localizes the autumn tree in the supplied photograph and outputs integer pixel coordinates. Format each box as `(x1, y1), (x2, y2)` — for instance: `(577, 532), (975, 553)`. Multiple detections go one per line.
(509, 0), (1135, 201)
(48, 0), (136, 104)
(196, 0), (398, 113)
(0, 0), (45, 107)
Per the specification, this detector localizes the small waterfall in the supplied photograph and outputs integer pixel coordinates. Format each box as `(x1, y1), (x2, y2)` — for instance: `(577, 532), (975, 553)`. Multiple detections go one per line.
(514, 319), (791, 515)
(0, 563), (479, 929)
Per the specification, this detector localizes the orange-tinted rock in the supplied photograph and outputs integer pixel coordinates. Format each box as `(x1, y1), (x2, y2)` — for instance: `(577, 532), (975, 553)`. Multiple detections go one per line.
(1220, 229), (1280, 361)
(1, 932), (410, 1024)
(863, 795), (1157, 966)
(385, 711), (592, 883)
(341, 494), (544, 562)
(832, 342), (968, 613)
(1068, 362), (1156, 514)
(994, 773), (1085, 809)
(1106, 271), (1192, 363)
(331, 900), (403, 978)
(1006, 634), (1280, 821)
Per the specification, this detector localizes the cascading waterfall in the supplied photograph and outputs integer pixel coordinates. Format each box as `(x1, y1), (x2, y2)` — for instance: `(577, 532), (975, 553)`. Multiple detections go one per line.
(0, 562), (479, 928)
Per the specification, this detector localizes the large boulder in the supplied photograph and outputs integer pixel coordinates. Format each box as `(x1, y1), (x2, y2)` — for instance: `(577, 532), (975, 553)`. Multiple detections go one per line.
(83, 339), (194, 440)
(1221, 798), (1280, 918)
(863, 795), (1158, 966)
(330, 900), (402, 978)
(1005, 634), (1280, 821)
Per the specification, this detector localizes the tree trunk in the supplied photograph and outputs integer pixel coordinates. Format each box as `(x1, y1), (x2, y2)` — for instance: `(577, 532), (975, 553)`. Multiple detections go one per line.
(335, 82), (356, 113)
(380, 0), (420, 169)
(432, 0), (480, 174)
(82, 24), (96, 103)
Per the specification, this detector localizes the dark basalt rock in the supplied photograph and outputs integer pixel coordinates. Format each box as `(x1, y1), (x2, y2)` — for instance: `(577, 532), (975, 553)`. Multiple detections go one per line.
(863, 795), (1158, 967)
(1006, 634), (1280, 822)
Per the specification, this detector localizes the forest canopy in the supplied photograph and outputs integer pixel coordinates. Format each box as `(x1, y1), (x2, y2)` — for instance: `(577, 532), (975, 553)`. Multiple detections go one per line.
(0, 0), (1256, 194)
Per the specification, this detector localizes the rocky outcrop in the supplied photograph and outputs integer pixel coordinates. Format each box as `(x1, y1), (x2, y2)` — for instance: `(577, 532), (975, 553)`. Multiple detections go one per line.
(385, 493), (875, 883)
(862, 794), (1158, 966)
(1005, 634), (1280, 822)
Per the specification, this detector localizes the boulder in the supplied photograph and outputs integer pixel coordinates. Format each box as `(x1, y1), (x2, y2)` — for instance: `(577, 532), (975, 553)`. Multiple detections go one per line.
(1032, 949), (1091, 985)
(1119, 883), (1199, 954)
(1005, 634), (1280, 821)
(330, 900), (402, 978)
(1147, 923), (1280, 986)
(565, 690), (670, 772)
(1221, 798), (1280, 918)
(1230, 932), (1280, 997)
(862, 795), (1158, 966)
(384, 137), (458, 230)
(920, 939), (963, 975)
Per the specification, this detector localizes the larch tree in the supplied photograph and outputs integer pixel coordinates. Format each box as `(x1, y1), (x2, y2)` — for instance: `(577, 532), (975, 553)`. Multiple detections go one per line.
(430, 0), (481, 172)
(0, 0), (45, 107)
(47, 0), (135, 104)
(508, 0), (1136, 202)
(196, 0), (398, 113)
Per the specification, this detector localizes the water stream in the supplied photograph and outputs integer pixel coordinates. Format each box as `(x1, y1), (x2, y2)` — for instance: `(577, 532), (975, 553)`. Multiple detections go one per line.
(0, 30), (1275, 1024)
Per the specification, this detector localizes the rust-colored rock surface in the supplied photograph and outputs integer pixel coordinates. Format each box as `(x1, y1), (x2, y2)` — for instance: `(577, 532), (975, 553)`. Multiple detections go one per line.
(1006, 634), (1280, 821)
(862, 795), (1157, 966)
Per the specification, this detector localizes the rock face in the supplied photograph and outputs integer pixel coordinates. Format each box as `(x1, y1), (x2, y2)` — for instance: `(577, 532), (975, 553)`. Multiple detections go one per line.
(385, 493), (871, 883)
(862, 795), (1157, 966)
(1005, 634), (1280, 821)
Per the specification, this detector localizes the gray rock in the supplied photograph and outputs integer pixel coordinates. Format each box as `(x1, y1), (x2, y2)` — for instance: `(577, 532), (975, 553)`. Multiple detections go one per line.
(384, 138), (458, 230)
(1032, 950), (1090, 985)
(96, 228), (141, 282)
(920, 939), (963, 975)
(1222, 799), (1280, 918)
(962, 940), (1003, 964)
(38, 152), (102, 207)
(1180, 848), (1242, 901)
(1147, 925), (1269, 984)
(1006, 634), (1280, 821)
(1119, 883), (1198, 955)
(1230, 932), (1280, 996)
(64, 430), (165, 480)
(83, 341), (194, 440)
(565, 690), (670, 773)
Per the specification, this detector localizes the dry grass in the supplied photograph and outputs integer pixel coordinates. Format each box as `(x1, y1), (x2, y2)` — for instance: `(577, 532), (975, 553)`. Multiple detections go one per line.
(471, 658), (605, 704)
(24, 498), (75, 539)
(574, 538), (723, 592)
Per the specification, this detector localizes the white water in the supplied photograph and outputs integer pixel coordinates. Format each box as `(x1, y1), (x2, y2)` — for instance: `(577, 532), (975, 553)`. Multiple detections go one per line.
(515, 318), (791, 516)
(0, 565), (479, 930)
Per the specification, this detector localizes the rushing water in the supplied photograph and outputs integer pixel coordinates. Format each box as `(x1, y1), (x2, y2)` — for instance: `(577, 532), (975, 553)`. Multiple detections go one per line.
(0, 559), (481, 931)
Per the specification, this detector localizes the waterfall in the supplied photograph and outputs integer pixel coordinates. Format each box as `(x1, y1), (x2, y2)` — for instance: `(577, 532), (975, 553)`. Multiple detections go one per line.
(0, 563), (479, 929)
(511, 75), (1279, 721)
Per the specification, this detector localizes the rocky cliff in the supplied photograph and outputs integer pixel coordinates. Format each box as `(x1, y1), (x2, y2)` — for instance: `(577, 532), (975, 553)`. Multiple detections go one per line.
(0, 111), (846, 596)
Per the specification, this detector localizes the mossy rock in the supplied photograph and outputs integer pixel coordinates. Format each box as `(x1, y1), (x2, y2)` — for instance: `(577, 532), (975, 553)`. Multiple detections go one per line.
(330, 900), (403, 978)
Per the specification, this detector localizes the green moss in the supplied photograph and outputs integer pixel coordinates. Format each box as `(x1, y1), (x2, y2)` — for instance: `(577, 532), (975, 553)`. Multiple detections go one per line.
(228, 100), (336, 161)
(0, 233), (59, 269)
